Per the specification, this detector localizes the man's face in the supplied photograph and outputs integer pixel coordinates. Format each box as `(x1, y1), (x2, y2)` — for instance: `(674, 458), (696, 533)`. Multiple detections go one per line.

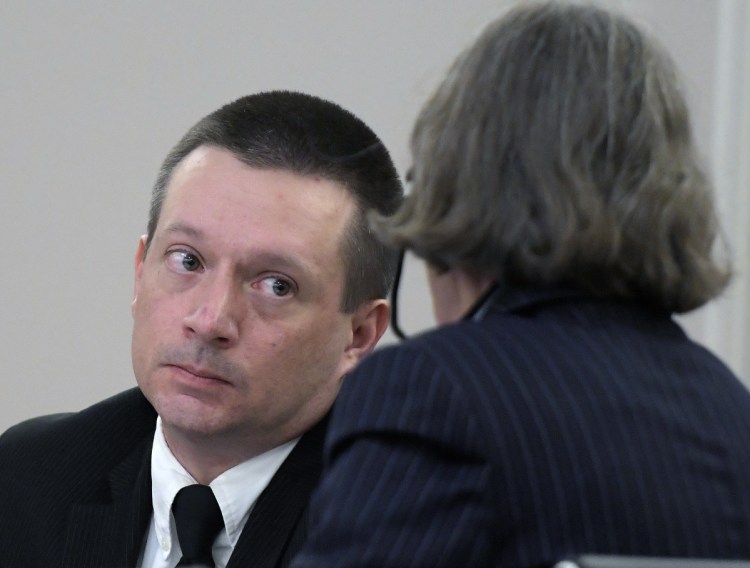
(132, 146), (367, 455)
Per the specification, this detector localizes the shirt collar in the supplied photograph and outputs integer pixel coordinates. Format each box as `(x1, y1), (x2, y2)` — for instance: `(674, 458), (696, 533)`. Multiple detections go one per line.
(210, 436), (297, 545)
(150, 417), (298, 559)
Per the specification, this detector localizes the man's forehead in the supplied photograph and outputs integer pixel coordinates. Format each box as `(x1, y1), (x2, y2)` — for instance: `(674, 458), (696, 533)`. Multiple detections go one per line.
(168, 145), (236, 183)
(167, 145), (352, 200)
(160, 145), (358, 256)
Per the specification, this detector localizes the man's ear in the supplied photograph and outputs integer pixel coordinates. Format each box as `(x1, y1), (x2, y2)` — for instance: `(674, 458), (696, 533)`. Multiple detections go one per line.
(340, 299), (390, 374)
(132, 235), (147, 315)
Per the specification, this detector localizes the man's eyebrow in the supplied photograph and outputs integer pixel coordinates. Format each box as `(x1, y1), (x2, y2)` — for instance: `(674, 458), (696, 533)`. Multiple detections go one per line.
(248, 251), (315, 277)
(161, 222), (317, 276)
(163, 222), (205, 239)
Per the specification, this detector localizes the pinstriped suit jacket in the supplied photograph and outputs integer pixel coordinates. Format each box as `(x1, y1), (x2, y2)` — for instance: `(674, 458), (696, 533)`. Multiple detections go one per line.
(293, 288), (750, 567)
(0, 388), (326, 568)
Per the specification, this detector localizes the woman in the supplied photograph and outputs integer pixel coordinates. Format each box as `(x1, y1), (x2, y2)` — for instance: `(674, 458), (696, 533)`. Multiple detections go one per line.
(294, 3), (750, 566)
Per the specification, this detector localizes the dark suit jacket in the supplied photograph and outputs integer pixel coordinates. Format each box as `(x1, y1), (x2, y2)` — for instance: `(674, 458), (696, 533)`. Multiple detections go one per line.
(293, 288), (750, 567)
(0, 388), (326, 568)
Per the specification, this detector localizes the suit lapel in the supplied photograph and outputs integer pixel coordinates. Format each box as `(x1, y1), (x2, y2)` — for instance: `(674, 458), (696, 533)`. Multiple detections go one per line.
(62, 436), (153, 568)
(228, 415), (328, 568)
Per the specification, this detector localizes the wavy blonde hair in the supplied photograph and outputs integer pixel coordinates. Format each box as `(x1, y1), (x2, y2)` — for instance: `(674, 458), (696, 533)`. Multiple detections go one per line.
(373, 2), (730, 313)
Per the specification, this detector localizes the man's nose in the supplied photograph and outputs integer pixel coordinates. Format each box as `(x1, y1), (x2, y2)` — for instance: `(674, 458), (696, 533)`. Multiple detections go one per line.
(182, 273), (241, 347)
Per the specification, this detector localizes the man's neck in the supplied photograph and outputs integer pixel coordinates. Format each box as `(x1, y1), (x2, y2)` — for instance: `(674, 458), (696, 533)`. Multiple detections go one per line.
(161, 426), (268, 484)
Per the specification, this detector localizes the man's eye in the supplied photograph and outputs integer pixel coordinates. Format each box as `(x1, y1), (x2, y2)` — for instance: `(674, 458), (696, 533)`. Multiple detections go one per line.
(167, 251), (203, 273)
(259, 276), (294, 297)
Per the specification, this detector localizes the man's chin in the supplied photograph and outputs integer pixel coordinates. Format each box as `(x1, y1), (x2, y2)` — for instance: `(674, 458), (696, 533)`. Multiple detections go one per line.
(156, 396), (230, 438)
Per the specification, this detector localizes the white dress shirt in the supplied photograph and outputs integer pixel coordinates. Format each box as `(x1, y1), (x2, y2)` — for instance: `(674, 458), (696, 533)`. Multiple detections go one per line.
(139, 417), (298, 568)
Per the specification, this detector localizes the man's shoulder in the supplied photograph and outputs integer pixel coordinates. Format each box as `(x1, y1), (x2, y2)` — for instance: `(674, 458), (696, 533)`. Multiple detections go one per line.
(0, 388), (157, 470)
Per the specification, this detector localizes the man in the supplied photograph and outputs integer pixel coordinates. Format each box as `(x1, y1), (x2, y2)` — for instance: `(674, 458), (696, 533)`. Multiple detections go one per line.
(292, 3), (750, 567)
(0, 91), (402, 567)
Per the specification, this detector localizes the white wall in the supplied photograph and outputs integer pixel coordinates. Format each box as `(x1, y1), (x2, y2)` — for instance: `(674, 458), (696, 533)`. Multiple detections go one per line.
(691, 0), (750, 379)
(1, 0), (747, 432)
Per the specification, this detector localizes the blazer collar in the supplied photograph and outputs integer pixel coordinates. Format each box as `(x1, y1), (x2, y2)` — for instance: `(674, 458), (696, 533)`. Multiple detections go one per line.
(466, 284), (588, 322)
(227, 414), (328, 568)
(60, 403), (327, 567)
(62, 435), (153, 568)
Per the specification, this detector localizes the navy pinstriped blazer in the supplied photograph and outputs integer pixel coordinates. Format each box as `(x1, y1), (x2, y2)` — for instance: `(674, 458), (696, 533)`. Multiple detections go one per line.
(293, 287), (750, 567)
(0, 388), (326, 568)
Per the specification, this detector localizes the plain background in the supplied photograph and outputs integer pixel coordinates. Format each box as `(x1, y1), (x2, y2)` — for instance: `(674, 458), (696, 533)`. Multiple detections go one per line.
(1, 0), (749, 432)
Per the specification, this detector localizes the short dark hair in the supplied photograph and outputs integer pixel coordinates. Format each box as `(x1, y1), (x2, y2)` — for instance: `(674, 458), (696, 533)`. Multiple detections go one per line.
(373, 1), (730, 313)
(147, 91), (403, 312)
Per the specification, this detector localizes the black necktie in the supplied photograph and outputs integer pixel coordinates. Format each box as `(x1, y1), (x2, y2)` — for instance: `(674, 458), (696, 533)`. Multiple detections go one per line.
(171, 484), (225, 567)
